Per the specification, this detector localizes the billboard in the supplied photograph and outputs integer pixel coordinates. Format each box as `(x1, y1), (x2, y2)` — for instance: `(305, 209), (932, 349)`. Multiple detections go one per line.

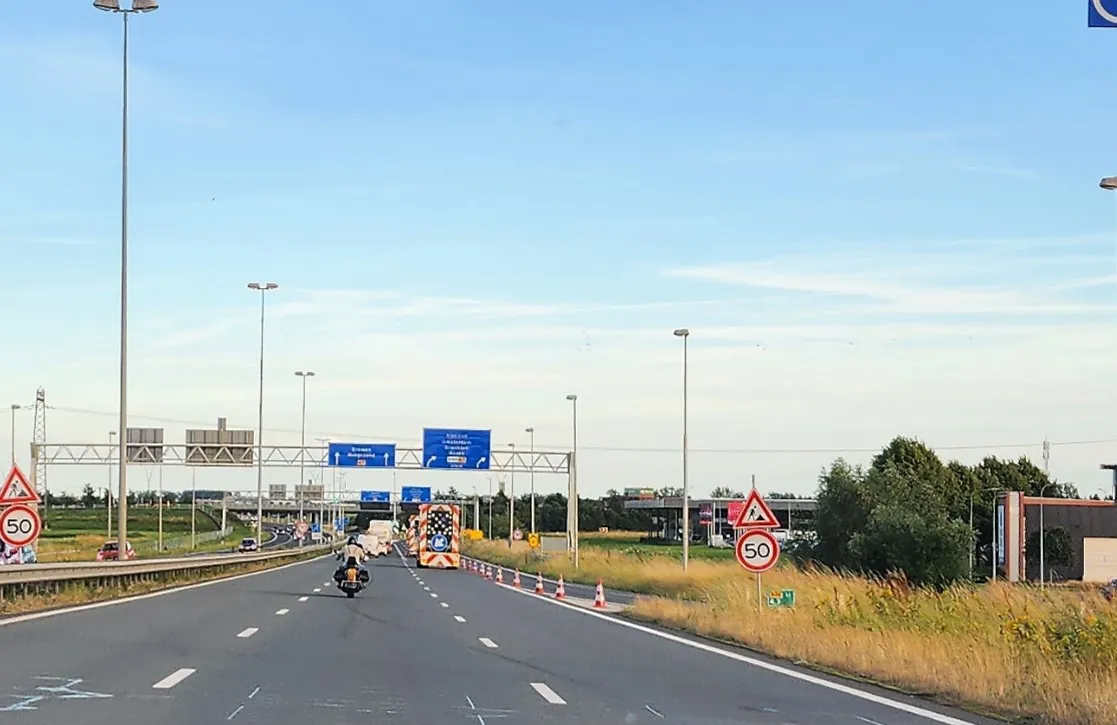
(268, 484), (287, 500)
(623, 487), (656, 500)
(185, 417), (254, 465)
(294, 484), (324, 502)
(126, 427), (164, 463)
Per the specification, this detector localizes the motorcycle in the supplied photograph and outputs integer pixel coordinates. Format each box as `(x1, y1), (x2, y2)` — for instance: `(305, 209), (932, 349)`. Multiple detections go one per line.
(333, 557), (371, 598)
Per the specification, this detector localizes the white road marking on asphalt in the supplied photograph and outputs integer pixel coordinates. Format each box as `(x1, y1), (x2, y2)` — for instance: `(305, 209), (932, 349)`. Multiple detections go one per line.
(499, 579), (980, 725)
(298, 596), (309, 602)
(0, 555), (329, 630)
(479, 637), (499, 648)
(324, 582), (331, 586)
(227, 704), (245, 720)
(645, 704), (664, 718)
(430, 593), (438, 598)
(440, 602), (449, 608)
(454, 615), (467, 623)
(249, 687), (260, 699)
(530, 682), (566, 705)
(236, 628), (258, 638)
(152, 669), (196, 689)
(856, 717), (886, 725)
(423, 586), (430, 591)
(313, 588), (321, 593)
(275, 608), (289, 616)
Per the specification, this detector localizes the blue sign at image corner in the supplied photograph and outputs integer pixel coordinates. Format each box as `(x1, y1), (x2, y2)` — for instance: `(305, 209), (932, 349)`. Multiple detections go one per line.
(1089, 0), (1117, 27)
(311, 523), (321, 533)
(359, 490), (391, 503)
(430, 533), (449, 552)
(327, 442), (397, 468)
(421, 427), (492, 470)
(400, 486), (431, 503)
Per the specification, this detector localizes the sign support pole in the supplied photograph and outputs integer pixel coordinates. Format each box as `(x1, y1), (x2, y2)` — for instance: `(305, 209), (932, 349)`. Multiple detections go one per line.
(757, 572), (762, 614)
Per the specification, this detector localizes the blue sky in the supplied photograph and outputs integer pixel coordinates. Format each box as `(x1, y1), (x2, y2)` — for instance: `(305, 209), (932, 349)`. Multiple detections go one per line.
(1, 1), (1115, 499)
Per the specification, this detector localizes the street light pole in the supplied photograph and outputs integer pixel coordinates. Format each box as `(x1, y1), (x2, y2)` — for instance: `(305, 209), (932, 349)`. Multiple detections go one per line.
(295, 371), (315, 522)
(107, 431), (116, 538)
(565, 394), (579, 568)
(248, 281), (279, 545)
(508, 442), (515, 545)
(8, 404), (20, 466)
(673, 328), (690, 572)
(525, 426), (535, 534)
(94, 0), (159, 558)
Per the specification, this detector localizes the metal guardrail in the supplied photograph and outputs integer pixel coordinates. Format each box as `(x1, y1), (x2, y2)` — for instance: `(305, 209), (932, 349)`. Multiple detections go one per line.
(0, 543), (332, 590)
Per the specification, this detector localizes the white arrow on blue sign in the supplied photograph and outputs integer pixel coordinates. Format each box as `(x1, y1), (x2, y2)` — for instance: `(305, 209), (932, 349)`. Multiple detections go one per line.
(1089, 0), (1117, 27)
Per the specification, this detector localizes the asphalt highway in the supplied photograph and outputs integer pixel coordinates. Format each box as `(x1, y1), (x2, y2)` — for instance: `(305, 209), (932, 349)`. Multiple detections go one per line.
(0, 545), (1001, 725)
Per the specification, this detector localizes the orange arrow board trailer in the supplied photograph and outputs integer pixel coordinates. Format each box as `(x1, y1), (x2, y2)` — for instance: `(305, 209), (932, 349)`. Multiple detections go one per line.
(417, 503), (460, 569)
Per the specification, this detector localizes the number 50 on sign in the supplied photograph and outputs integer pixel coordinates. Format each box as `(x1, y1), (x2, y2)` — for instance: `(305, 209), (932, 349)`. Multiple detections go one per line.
(0, 504), (42, 548)
(735, 528), (780, 573)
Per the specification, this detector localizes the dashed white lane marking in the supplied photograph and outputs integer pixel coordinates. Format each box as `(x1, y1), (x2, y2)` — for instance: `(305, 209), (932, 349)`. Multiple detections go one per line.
(423, 586), (431, 591)
(324, 582), (331, 586)
(153, 668), (196, 689)
(430, 593), (438, 598)
(275, 608), (289, 616)
(313, 588), (322, 593)
(454, 615), (467, 623)
(227, 704), (245, 720)
(479, 637), (498, 648)
(530, 682), (566, 705)
(298, 596), (309, 602)
(440, 602), (449, 608)
(236, 627), (259, 638)
(249, 686), (260, 699)
(645, 703), (664, 718)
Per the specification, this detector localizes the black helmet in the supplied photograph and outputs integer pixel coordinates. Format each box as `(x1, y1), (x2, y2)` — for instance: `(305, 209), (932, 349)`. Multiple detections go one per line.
(347, 536), (357, 545)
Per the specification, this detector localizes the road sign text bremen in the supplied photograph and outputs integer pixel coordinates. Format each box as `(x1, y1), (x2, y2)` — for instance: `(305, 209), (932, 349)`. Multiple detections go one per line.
(0, 464), (40, 506)
(735, 528), (780, 573)
(0, 504), (42, 548)
(730, 489), (779, 529)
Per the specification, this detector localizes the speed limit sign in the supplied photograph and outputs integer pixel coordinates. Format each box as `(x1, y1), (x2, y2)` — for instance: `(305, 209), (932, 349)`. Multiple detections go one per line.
(735, 528), (780, 573)
(0, 504), (41, 548)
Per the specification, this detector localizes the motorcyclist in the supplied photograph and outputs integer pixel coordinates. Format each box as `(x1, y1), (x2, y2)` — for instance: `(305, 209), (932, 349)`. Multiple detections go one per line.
(340, 536), (367, 567)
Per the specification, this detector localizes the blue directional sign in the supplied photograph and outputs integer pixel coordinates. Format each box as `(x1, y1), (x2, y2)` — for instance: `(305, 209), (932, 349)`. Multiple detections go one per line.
(334, 516), (350, 529)
(327, 442), (396, 468)
(360, 490), (391, 503)
(400, 486), (431, 503)
(311, 522), (321, 533)
(422, 427), (491, 470)
(1089, 0), (1117, 27)
(430, 533), (449, 552)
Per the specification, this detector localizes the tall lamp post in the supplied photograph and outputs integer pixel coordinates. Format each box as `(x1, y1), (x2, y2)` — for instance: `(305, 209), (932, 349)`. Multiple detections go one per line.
(508, 442), (516, 546)
(93, 0), (159, 557)
(9, 404), (20, 466)
(968, 486), (1001, 580)
(248, 282), (279, 544)
(565, 393), (579, 567)
(294, 370), (315, 523)
(673, 328), (691, 573)
(107, 431), (116, 538)
(525, 426), (536, 534)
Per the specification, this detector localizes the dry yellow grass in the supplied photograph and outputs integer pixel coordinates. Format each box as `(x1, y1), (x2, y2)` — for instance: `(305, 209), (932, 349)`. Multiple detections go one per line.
(464, 539), (1117, 725)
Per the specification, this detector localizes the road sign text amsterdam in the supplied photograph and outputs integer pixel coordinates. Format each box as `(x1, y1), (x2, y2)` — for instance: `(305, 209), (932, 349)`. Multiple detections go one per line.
(422, 428), (491, 470)
(328, 442), (396, 468)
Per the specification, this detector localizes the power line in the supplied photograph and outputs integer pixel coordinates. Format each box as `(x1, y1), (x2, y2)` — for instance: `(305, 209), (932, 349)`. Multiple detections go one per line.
(44, 404), (1117, 456)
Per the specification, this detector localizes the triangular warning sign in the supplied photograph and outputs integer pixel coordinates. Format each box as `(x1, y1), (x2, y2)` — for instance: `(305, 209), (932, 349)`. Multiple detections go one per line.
(730, 489), (779, 528)
(0, 465), (40, 505)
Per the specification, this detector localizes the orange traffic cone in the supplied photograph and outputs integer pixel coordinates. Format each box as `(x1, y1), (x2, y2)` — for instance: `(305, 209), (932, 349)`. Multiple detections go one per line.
(496, 568), (504, 584)
(534, 572), (545, 595)
(485, 564), (493, 580)
(554, 575), (567, 600)
(593, 580), (607, 609)
(512, 569), (522, 588)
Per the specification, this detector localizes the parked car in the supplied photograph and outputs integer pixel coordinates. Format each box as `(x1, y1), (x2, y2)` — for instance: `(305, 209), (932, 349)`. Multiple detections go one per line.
(238, 537), (259, 553)
(95, 540), (136, 561)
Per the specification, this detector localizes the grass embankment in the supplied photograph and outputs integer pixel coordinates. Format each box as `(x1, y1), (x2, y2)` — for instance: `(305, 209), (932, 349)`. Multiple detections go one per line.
(37, 507), (253, 562)
(465, 534), (1117, 725)
(0, 547), (327, 617)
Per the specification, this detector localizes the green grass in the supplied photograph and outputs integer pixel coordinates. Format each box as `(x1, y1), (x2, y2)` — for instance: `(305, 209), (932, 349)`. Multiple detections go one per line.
(41, 506), (220, 538)
(580, 533), (737, 561)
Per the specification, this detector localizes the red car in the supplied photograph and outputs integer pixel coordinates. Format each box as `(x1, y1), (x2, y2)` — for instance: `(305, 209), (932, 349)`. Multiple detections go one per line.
(96, 540), (136, 561)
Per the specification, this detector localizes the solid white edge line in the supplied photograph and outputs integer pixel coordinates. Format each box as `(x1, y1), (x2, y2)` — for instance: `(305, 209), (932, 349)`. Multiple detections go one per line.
(236, 627), (258, 638)
(479, 637), (498, 648)
(153, 668), (196, 689)
(486, 560), (981, 725)
(530, 682), (566, 705)
(0, 555), (330, 629)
